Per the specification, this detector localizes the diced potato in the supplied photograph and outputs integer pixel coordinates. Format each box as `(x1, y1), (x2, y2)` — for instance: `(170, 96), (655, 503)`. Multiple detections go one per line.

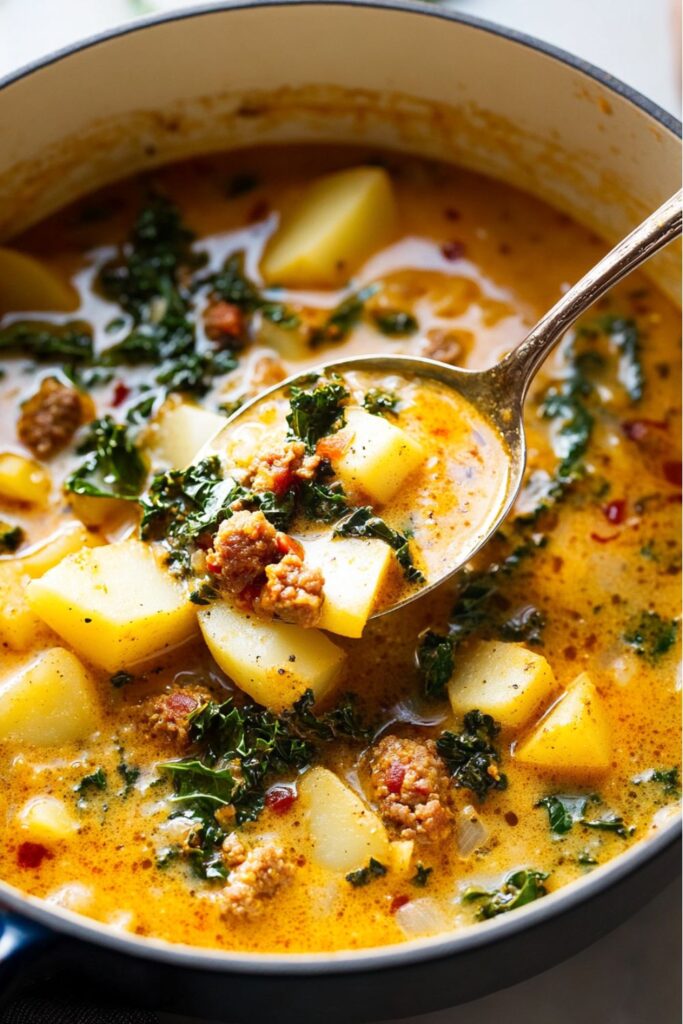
(261, 167), (396, 288)
(300, 767), (390, 872)
(0, 562), (48, 651)
(18, 796), (79, 841)
(388, 839), (415, 875)
(304, 536), (392, 638)
(334, 408), (425, 505)
(0, 647), (100, 744)
(148, 402), (227, 470)
(515, 671), (611, 774)
(198, 601), (345, 711)
(0, 247), (79, 315)
(448, 641), (557, 730)
(27, 540), (197, 672)
(67, 493), (128, 528)
(19, 522), (101, 578)
(0, 453), (51, 507)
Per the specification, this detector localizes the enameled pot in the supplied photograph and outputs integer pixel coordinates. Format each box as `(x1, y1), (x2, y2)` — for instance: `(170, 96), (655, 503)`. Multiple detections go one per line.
(0, 4), (680, 1020)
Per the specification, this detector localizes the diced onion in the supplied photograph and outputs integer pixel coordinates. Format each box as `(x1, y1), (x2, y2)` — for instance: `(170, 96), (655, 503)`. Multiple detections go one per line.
(455, 805), (488, 858)
(394, 897), (448, 938)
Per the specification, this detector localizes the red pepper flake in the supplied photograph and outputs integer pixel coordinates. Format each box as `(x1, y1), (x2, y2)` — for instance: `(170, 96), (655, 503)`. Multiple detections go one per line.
(390, 894), (410, 914)
(443, 208), (460, 222)
(265, 785), (297, 815)
(621, 418), (668, 441)
(248, 200), (270, 223)
(441, 240), (466, 261)
(386, 762), (406, 794)
(590, 532), (620, 544)
(17, 842), (52, 869)
(663, 460), (682, 489)
(111, 382), (130, 408)
(603, 499), (626, 524)
(275, 532), (304, 558)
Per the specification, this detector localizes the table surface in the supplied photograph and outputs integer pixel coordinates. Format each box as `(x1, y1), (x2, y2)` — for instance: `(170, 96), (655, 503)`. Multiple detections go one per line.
(1, 2), (680, 1022)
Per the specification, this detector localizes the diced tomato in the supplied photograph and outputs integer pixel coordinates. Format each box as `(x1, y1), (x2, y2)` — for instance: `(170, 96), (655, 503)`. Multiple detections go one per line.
(17, 842), (52, 869)
(386, 762), (406, 794)
(111, 382), (130, 407)
(265, 785), (297, 815)
(621, 419), (668, 442)
(164, 692), (200, 717)
(316, 431), (351, 461)
(663, 460), (682, 489)
(390, 894), (410, 914)
(275, 533), (304, 558)
(590, 532), (620, 544)
(603, 499), (626, 524)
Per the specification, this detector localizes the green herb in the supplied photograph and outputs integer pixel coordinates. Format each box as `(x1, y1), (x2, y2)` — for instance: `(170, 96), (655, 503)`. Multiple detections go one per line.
(0, 521), (23, 554)
(66, 416), (147, 500)
(75, 768), (107, 794)
(416, 630), (454, 699)
(371, 310), (418, 337)
(209, 251), (299, 328)
(624, 611), (678, 662)
(299, 479), (349, 523)
(286, 376), (349, 452)
(436, 710), (507, 800)
(363, 388), (399, 416)
(334, 506), (425, 584)
(0, 320), (94, 362)
(499, 605), (546, 645)
(463, 869), (549, 919)
(117, 761), (140, 794)
(411, 863), (432, 887)
(633, 767), (681, 798)
(155, 846), (180, 869)
(537, 794), (631, 838)
(310, 285), (378, 347)
(288, 688), (369, 743)
(576, 314), (644, 402)
(577, 850), (598, 867)
(110, 671), (134, 688)
(345, 858), (387, 887)
(154, 347), (237, 397)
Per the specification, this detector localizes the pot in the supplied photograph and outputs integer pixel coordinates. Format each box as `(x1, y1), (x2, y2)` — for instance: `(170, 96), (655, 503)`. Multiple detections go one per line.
(0, 4), (680, 1020)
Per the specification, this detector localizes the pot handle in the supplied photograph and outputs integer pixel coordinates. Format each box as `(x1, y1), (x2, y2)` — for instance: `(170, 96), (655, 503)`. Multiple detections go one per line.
(0, 911), (54, 996)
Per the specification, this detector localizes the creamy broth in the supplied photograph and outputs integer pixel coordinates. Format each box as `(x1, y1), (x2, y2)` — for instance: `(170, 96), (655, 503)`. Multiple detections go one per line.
(0, 146), (680, 952)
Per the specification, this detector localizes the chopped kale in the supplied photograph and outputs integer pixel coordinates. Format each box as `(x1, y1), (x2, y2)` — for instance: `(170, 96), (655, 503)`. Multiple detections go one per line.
(537, 794), (631, 838)
(75, 767), (107, 794)
(371, 310), (418, 337)
(463, 869), (549, 919)
(286, 375), (349, 452)
(363, 388), (399, 416)
(0, 521), (24, 554)
(416, 630), (454, 700)
(633, 767), (681, 798)
(209, 251), (299, 328)
(110, 671), (134, 688)
(66, 416), (147, 500)
(0, 320), (94, 363)
(411, 863), (433, 887)
(345, 858), (387, 887)
(154, 347), (238, 397)
(623, 611), (679, 662)
(287, 688), (370, 743)
(334, 506), (425, 584)
(310, 285), (378, 347)
(299, 479), (349, 523)
(436, 710), (507, 800)
(117, 761), (140, 795)
(576, 314), (644, 403)
(499, 605), (546, 646)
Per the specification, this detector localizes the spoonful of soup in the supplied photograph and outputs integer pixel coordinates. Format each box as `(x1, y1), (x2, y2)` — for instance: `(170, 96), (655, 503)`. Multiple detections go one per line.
(191, 189), (681, 633)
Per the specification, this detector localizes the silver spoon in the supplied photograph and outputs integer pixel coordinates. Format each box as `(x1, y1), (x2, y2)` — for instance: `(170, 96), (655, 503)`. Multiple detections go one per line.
(206, 189), (682, 618)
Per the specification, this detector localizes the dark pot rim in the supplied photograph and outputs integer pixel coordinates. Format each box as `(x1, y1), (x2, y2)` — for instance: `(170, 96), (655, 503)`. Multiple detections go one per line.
(0, 0), (680, 976)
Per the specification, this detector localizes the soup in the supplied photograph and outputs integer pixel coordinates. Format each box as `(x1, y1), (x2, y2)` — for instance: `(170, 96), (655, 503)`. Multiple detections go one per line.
(0, 146), (679, 952)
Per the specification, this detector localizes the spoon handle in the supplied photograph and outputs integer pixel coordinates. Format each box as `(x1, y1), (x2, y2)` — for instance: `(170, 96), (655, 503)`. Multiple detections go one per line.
(498, 188), (682, 398)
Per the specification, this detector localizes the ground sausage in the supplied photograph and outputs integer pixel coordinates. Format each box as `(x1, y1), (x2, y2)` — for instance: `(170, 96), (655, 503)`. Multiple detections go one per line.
(417, 328), (469, 366)
(255, 552), (324, 627)
(17, 376), (90, 459)
(244, 440), (320, 496)
(206, 510), (280, 594)
(369, 735), (453, 843)
(145, 689), (209, 746)
(220, 841), (294, 919)
(203, 301), (245, 347)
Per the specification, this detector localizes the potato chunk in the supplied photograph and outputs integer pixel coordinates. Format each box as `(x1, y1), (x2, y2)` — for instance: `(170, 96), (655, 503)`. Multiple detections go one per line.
(261, 167), (396, 287)
(0, 247), (78, 315)
(199, 601), (345, 711)
(515, 672), (611, 774)
(18, 796), (79, 841)
(20, 522), (101, 578)
(0, 648), (99, 744)
(27, 540), (196, 671)
(448, 641), (556, 730)
(148, 402), (227, 469)
(0, 453), (51, 506)
(334, 409), (425, 505)
(0, 562), (48, 651)
(304, 536), (392, 638)
(300, 767), (390, 873)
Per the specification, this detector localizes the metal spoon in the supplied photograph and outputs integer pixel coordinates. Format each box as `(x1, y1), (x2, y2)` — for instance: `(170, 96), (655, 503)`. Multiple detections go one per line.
(206, 189), (682, 618)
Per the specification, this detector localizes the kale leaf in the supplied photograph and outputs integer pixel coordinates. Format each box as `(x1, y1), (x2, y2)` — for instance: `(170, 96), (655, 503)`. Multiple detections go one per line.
(299, 479), (349, 523)
(463, 869), (549, 919)
(576, 314), (644, 403)
(0, 320), (94, 362)
(537, 794), (631, 838)
(416, 630), (454, 700)
(436, 710), (507, 800)
(209, 251), (299, 328)
(363, 388), (399, 416)
(334, 506), (425, 584)
(286, 375), (349, 451)
(66, 416), (147, 500)
(371, 310), (418, 337)
(75, 767), (107, 794)
(0, 521), (24, 554)
(633, 767), (681, 798)
(345, 858), (387, 887)
(310, 285), (378, 347)
(411, 863), (433, 887)
(623, 611), (679, 662)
